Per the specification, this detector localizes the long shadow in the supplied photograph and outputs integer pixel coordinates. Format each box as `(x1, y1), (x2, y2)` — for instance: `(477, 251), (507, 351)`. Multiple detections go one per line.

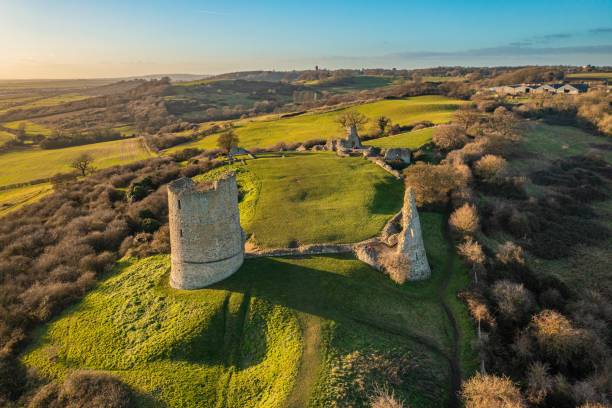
(209, 255), (450, 360)
(368, 176), (404, 216)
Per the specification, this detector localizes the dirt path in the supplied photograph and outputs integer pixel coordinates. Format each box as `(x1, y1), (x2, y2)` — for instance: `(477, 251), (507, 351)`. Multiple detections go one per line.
(437, 221), (463, 408)
(284, 314), (323, 408)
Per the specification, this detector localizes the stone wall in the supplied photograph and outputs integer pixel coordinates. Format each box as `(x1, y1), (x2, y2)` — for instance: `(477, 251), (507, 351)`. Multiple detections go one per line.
(168, 175), (244, 289)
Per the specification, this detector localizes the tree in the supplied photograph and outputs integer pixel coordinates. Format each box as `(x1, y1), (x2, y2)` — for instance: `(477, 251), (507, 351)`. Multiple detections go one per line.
(336, 111), (368, 130)
(217, 130), (240, 155)
(432, 124), (467, 150)
(449, 203), (479, 236)
(405, 163), (464, 207)
(16, 122), (27, 142)
(70, 153), (95, 176)
(376, 116), (391, 135)
(453, 108), (481, 131)
(462, 374), (526, 408)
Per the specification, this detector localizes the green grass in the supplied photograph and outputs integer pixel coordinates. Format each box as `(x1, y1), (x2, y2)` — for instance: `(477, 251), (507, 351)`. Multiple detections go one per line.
(114, 124), (138, 136)
(195, 152), (404, 247)
(23, 210), (476, 407)
(3, 120), (53, 136)
(364, 127), (435, 149)
(167, 96), (465, 152)
(0, 138), (154, 187)
(0, 183), (53, 217)
(422, 76), (466, 83)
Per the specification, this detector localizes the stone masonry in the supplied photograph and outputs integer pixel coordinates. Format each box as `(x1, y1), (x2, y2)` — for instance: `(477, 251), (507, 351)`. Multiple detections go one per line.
(167, 174), (244, 289)
(354, 187), (431, 282)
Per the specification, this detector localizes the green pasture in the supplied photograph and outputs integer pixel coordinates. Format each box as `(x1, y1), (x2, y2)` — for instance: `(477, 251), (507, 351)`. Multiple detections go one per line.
(0, 183), (53, 217)
(167, 96), (465, 152)
(0, 138), (154, 187)
(3, 120), (53, 136)
(364, 127), (435, 149)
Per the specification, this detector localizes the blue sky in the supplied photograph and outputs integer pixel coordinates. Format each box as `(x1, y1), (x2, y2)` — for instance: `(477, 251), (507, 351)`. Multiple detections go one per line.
(1, 0), (611, 78)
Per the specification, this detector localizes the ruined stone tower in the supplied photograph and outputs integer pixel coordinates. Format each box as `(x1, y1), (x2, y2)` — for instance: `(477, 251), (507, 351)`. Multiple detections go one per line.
(167, 174), (244, 289)
(354, 187), (431, 282)
(396, 187), (431, 280)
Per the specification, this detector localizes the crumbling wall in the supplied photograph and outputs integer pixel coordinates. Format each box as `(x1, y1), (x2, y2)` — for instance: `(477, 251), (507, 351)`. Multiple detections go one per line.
(168, 174), (244, 289)
(354, 187), (431, 282)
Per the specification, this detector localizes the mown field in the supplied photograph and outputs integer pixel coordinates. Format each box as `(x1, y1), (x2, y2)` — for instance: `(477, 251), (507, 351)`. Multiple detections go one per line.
(23, 210), (476, 407)
(0, 129), (14, 145)
(167, 95), (465, 152)
(0, 138), (154, 187)
(0, 183), (53, 217)
(196, 152), (404, 247)
(364, 127), (435, 149)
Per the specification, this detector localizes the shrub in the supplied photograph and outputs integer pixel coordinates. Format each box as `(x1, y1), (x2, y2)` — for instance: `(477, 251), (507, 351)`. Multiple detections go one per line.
(462, 373), (526, 408)
(491, 280), (535, 324)
(449, 203), (479, 236)
(432, 124), (467, 150)
(457, 238), (485, 265)
(404, 163), (465, 207)
(495, 241), (525, 266)
(530, 310), (582, 367)
(29, 371), (135, 408)
(473, 154), (507, 183)
(369, 386), (406, 408)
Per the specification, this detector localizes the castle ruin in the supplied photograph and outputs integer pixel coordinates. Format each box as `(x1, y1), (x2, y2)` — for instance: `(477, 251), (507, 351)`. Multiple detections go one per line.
(167, 174), (244, 289)
(354, 187), (431, 282)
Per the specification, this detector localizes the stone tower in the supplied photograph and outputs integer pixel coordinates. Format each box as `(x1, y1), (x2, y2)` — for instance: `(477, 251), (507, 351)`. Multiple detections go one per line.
(354, 187), (431, 282)
(167, 174), (244, 289)
(396, 187), (431, 280)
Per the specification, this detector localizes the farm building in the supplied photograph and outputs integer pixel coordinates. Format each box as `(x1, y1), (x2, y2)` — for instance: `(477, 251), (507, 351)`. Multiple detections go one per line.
(557, 83), (589, 94)
(491, 82), (588, 95)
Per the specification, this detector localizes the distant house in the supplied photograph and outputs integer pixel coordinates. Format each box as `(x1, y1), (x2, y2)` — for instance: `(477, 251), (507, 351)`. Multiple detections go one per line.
(534, 84), (562, 94)
(490, 84), (538, 95)
(557, 83), (589, 94)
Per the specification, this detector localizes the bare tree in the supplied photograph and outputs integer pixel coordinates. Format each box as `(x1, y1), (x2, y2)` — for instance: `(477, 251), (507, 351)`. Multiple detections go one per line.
(70, 153), (95, 176)
(336, 111), (368, 130)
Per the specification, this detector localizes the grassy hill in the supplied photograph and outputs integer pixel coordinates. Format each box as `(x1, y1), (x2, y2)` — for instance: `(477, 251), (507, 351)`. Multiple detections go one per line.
(167, 95), (464, 152)
(23, 211), (476, 407)
(195, 152), (404, 247)
(364, 127), (435, 149)
(3, 120), (53, 136)
(0, 137), (154, 187)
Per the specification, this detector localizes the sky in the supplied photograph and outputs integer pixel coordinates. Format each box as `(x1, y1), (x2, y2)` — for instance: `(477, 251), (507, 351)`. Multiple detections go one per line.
(1, 0), (611, 79)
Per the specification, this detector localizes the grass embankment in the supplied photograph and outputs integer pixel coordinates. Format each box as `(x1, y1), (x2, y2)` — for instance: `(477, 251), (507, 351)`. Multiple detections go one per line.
(0, 183), (53, 217)
(168, 95), (464, 152)
(364, 127), (435, 149)
(0, 130), (14, 145)
(0, 138), (154, 187)
(24, 209), (476, 407)
(195, 152), (404, 248)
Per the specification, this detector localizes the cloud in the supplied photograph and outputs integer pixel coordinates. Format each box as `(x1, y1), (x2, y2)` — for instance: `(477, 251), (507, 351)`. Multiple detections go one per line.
(533, 32), (572, 42)
(590, 27), (612, 34)
(508, 41), (532, 47)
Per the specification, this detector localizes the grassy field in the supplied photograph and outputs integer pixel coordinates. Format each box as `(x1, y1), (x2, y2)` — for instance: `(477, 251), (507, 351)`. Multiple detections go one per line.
(0, 129), (14, 145)
(3, 120), (53, 136)
(167, 96), (465, 152)
(566, 72), (612, 80)
(195, 152), (404, 247)
(364, 127), (435, 149)
(0, 183), (53, 217)
(0, 138), (154, 187)
(23, 211), (476, 407)
(1, 93), (89, 112)
(422, 76), (466, 83)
